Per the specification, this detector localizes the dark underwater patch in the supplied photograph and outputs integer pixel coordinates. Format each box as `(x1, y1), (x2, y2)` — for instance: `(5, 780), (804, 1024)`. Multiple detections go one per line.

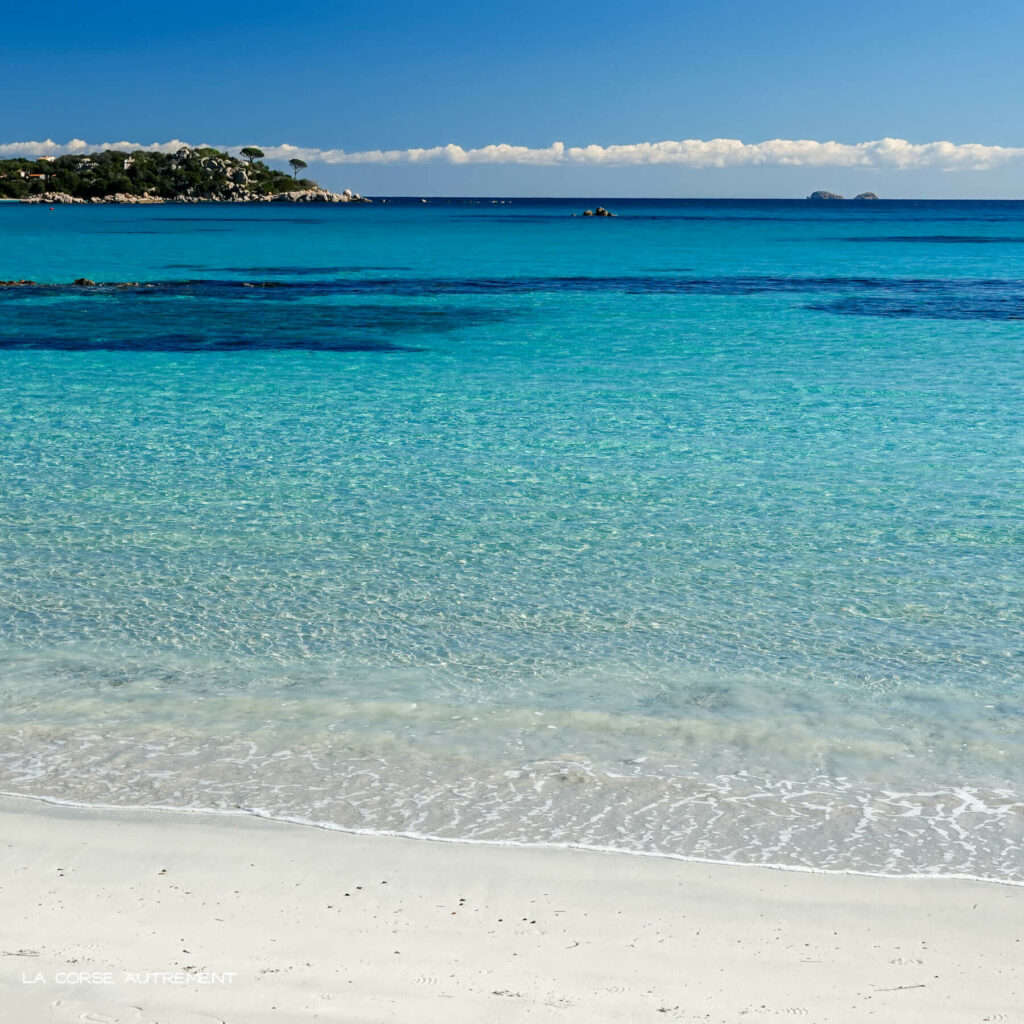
(3, 273), (1021, 325)
(0, 296), (505, 351)
(163, 265), (411, 275)
(0, 333), (423, 352)
(808, 292), (1024, 321)
(4, 273), (1021, 299)
(159, 216), (325, 224)
(221, 266), (410, 274)
(128, 273), (893, 297)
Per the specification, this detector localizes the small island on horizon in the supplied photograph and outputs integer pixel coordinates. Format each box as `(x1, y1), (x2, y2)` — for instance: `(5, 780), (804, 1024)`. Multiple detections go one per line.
(808, 190), (880, 200)
(0, 146), (370, 204)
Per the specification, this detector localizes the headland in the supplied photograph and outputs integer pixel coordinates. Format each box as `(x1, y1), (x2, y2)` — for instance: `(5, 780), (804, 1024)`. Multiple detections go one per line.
(0, 146), (369, 204)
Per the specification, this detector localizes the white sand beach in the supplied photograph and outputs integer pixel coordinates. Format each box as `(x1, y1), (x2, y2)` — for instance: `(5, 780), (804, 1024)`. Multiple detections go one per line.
(0, 794), (1020, 1024)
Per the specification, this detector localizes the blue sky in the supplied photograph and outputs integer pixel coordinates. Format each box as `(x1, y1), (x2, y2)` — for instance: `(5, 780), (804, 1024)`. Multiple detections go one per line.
(4, 0), (1024, 196)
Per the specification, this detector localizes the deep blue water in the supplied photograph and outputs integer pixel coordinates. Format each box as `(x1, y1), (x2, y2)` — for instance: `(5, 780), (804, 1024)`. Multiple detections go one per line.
(1, 198), (1022, 879)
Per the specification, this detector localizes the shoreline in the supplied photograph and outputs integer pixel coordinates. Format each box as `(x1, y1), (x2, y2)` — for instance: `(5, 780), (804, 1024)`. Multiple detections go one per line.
(2, 793), (1021, 1023)
(5, 787), (1023, 890)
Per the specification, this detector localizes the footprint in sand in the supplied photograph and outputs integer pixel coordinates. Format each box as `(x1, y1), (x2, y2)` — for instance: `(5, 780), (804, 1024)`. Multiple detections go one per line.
(542, 995), (574, 1009)
(59, 1006), (224, 1024)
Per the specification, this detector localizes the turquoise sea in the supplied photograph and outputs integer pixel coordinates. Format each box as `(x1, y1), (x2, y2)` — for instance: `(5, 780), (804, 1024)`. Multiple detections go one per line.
(1, 198), (1022, 880)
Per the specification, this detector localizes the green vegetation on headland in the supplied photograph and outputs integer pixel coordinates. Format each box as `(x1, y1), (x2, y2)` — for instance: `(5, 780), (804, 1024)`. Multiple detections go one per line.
(0, 147), (368, 203)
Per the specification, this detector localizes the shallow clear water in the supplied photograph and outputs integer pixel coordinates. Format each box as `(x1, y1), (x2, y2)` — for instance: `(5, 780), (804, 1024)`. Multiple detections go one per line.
(1, 199), (1022, 879)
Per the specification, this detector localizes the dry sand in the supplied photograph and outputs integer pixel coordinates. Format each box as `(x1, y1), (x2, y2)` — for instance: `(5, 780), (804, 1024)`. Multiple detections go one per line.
(0, 793), (1020, 1023)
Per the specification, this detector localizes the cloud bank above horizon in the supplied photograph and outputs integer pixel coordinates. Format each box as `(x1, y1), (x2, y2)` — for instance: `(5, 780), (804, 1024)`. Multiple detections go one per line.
(4, 136), (1024, 171)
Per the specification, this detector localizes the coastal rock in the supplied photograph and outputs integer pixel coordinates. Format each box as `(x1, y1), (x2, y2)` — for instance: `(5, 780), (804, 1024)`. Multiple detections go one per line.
(580, 207), (615, 217)
(582, 209), (594, 216)
(270, 187), (371, 204)
(72, 278), (97, 286)
(21, 192), (86, 204)
(0, 279), (38, 287)
(270, 188), (340, 203)
(100, 192), (164, 204)
(808, 190), (845, 200)
(854, 192), (880, 200)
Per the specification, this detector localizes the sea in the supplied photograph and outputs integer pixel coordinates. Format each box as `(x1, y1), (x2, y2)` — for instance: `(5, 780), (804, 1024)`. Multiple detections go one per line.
(0, 197), (1021, 882)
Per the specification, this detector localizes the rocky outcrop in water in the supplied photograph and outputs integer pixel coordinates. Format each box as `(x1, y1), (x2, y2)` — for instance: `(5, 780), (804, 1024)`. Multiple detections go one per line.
(806, 190), (881, 201)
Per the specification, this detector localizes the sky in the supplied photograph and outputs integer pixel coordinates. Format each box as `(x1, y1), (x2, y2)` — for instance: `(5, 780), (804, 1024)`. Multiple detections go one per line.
(4, 0), (1024, 197)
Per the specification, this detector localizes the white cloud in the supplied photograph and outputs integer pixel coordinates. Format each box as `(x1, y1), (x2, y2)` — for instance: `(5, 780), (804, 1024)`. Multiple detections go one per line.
(0, 139), (200, 158)
(254, 137), (1024, 171)
(3, 137), (1024, 170)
